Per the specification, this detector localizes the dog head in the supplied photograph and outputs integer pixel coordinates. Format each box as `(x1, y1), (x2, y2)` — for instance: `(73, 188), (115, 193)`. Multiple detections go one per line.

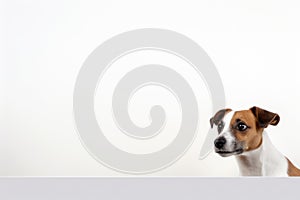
(210, 106), (280, 157)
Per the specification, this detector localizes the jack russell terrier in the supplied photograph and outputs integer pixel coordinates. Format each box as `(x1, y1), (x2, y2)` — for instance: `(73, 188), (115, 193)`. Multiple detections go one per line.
(210, 106), (300, 176)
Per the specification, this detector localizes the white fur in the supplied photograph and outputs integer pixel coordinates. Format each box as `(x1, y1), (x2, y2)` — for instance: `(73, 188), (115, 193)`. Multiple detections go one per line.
(236, 131), (288, 176)
(218, 111), (236, 152)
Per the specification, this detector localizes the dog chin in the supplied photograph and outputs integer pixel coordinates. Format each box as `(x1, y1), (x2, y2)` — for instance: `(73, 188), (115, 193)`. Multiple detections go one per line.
(215, 149), (243, 157)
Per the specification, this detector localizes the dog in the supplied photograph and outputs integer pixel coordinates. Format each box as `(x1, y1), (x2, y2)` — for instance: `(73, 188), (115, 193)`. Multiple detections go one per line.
(210, 106), (300, 176)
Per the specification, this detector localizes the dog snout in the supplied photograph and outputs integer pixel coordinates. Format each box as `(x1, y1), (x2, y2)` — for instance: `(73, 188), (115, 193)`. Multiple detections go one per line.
(214, 137), (226, 149)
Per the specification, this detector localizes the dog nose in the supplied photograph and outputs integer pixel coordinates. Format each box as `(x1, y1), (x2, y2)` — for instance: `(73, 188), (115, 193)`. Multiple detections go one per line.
(214, 137), (226, 149)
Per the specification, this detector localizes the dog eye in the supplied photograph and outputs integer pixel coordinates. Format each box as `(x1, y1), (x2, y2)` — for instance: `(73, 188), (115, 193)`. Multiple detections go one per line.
(217, 122), (224, 133)
(236, 123), (248, 131)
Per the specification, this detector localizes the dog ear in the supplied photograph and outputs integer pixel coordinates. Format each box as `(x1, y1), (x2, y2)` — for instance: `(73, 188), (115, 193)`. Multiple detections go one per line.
(210, 109), (232, 128)
(250, 106), (280, 128)
(209, 117), (214, 128)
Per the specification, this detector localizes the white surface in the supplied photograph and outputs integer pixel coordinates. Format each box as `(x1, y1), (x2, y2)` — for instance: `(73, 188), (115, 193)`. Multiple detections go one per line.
(1, 0), (300, 176)
(1, 178), (300, 200)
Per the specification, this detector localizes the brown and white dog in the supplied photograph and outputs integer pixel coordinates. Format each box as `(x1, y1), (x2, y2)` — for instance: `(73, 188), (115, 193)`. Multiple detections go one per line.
(210, 106), (300, 176)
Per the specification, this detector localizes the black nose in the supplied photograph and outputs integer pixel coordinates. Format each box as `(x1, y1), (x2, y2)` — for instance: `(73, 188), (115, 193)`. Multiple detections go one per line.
(214, 137), (226, 149)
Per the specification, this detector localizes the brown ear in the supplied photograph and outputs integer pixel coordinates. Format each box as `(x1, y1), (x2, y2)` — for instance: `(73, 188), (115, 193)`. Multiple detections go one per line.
(209, 117), (214, 128)
(250, 106), (280, 128)
(210, 108), (232, 128)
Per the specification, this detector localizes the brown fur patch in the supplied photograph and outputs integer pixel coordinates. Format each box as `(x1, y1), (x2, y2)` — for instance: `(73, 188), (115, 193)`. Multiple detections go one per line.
(210, 108), (232, 128)
(230, 110), (263, 151)
(287, 158), (300, 176)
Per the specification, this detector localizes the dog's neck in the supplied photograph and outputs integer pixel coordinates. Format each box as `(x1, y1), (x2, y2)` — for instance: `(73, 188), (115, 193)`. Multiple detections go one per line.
(235, 138), (263, 176)
(235, 131), (288, 176)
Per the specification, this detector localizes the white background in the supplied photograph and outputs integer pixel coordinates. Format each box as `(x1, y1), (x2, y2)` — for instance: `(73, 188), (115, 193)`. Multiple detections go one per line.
(1, 0), (300, 176)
